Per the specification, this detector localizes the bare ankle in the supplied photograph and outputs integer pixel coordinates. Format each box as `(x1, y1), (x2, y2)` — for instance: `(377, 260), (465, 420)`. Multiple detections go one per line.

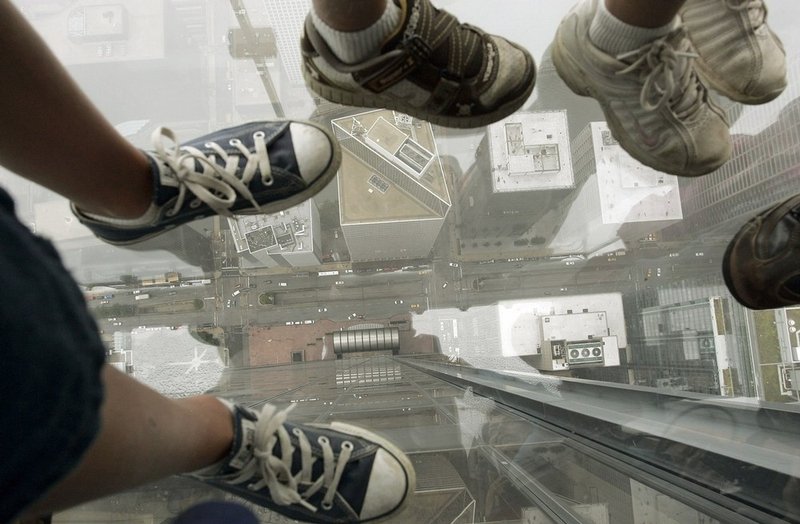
(312, 0), (387, 31)
(605, 0), (685, 28)
(76, 151), (153, 219)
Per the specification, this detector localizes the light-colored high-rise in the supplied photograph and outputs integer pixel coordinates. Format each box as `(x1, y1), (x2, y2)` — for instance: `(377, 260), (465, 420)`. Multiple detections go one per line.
(332, 109), (451, 262)
(260, 0), (311, 86)
(545, 122), (684, 255)
(228, 199), (322, 268)
(458, 111), (574, 240)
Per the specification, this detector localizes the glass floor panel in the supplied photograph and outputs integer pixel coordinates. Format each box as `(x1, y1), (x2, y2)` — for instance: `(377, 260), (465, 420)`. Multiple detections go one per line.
(3, 0), (800, 521)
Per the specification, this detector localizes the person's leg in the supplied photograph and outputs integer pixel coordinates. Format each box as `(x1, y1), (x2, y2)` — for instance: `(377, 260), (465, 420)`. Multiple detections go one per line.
(21, 363), (416, 524)
(1, 183), (412, 523)
(0, 1), (151, 219)
(309, 0), (400, 65)
(589, 0), (685, 57)
(1, 4), (411, 521)
(22, 366), (234, 517)
(605, 0), (685, 27)
(1, 0), (340, 246)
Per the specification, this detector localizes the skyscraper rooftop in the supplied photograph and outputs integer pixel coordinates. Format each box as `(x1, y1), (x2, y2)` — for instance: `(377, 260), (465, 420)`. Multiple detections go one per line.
(488, 110), (574, 192)
(332, 109), (451, 225)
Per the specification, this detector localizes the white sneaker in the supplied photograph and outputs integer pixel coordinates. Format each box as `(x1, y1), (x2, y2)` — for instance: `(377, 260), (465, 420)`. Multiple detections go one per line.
(552, 0), (731, 177)
(681, 0), (786, 104)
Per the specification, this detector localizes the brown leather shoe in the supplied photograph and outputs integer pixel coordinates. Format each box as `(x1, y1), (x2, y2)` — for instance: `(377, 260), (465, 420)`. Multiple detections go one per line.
(301, 0), (536, 128)
(723, 194), (800, 309)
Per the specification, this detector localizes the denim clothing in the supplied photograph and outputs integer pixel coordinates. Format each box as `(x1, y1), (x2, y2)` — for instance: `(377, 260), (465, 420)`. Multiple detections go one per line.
(0, 187), (105, 522)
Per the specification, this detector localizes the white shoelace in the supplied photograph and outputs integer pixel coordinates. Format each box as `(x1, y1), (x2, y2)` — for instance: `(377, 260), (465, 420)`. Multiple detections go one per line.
(726, 0), (766, 29)
(616, 28), (703, 118)
(151, 127), (274, 218)
(225, 404), (354, 513)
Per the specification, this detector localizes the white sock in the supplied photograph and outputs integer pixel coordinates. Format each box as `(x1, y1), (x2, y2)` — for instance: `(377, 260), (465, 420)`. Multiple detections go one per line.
(311, 1), (402, 64)
(589, 0), (678, 56)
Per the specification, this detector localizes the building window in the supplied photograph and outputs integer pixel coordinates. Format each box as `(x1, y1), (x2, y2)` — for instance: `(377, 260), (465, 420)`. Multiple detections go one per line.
(291, 351), (304, 363)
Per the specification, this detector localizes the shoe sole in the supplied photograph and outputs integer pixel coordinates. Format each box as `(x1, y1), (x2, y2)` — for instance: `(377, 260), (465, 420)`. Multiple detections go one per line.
(312, 421), (417, 523)
(302, 62), (536, 129)
(95, 120), (342, 247)
(551, 21), (724, 177)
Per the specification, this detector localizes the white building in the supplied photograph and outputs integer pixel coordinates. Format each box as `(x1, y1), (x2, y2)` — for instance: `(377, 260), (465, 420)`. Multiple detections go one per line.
(228, 199), (321, 268)
(332, 110), (451, 262)
(497, 292), (627, 371)
(488, 110), (574, 192)
(547, 122), (683, 255)
(459, 111), (574, 240)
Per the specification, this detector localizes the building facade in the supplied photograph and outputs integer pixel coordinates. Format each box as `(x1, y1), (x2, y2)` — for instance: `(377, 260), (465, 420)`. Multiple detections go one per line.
(332, 110), (451, 262)
(497, 292), (627, 373)
(458, 111), (575, 240)
(543, 122), (683, 256)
